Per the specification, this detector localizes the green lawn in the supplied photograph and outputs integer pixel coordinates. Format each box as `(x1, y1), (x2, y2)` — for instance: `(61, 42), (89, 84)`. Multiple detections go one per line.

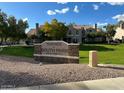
(0, 46), (34, 58)
(0, 44), (124, 65)
(80, 44), (124, 65)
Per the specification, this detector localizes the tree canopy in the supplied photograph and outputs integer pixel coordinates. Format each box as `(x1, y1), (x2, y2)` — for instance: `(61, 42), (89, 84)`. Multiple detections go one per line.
(106, 24), (116, 38)
(0, 9), (29, 44)
(42, 19), (68, 40)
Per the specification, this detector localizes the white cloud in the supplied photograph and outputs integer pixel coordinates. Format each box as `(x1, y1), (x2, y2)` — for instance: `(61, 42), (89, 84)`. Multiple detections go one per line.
(112, 14), (124, 21)
(57, 2), (68, 4)
(23, 18), (28, 22)
(97, 22), (108, 26)
(107, 2), (124, 5)
(55, 7), (69, 14)
(47, 7), (69, 15)
(47, 10), (56, 15)
(93, 4), (99, 10)
(73, 5), (79, 13)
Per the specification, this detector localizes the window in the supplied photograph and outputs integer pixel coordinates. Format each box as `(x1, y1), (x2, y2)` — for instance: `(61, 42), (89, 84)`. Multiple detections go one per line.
(73, 38), (78, 43)
(68, 30), (72, 35)
(76, 30), (79, 35)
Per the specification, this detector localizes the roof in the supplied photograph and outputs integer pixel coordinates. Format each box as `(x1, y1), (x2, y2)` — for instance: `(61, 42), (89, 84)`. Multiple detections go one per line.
(27, 24), (102, 37)
(69, 25), (100, 31)
(39, 25), (44, 29)
(27, 29), (36, 37)
(27, 25), (44, 37)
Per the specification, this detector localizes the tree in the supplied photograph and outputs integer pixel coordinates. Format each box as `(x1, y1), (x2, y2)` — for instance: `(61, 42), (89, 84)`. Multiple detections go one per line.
(85, 31), (107, 43)
(42, 22), (53, 40)
(117, 20), (124, 27)
(17, 19), (28, 42)
(8, 17), (28, 42)
(7, 16), (17, 42)
(38, 29), (45, 42)
(106, 24), (116, 44)
(42, 19), (68, 40)
(0, 10), (8, 44)
(0, 9), (29, 44)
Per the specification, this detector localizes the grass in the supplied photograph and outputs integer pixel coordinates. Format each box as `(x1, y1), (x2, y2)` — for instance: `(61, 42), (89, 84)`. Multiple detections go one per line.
(0, 44), (124, 65)
(80, 44), (124, 65)
(0, 46), (34, 58)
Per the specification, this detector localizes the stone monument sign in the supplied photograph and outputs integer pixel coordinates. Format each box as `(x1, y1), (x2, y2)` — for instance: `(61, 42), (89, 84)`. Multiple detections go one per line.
(34, 41), (79, 64)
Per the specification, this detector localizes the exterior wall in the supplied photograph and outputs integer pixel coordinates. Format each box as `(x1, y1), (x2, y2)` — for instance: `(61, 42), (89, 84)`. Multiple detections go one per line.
(114, 27), (124, 40)
(66, 27), (82, 43)
(66, 25), (98, 44)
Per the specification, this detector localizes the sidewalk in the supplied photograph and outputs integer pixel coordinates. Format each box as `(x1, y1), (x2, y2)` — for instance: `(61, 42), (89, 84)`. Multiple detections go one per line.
(14, 77), (124, 90)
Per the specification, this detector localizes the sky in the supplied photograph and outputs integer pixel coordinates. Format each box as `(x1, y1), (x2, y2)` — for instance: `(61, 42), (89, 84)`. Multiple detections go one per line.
(0, 2), (124, 32)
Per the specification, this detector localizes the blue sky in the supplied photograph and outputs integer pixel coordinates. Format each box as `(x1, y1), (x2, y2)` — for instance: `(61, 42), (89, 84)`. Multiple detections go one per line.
(0, 2), (124, 32)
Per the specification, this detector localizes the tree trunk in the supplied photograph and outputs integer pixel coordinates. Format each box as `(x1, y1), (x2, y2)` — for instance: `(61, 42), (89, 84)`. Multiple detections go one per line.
(108, 39), (110, 44)
(107, 37), (111, 44)
(4, 37), (8, 44)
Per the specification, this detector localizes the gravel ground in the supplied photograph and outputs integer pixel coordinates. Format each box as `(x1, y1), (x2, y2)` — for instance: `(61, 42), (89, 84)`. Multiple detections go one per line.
(0, 55), (124, 88)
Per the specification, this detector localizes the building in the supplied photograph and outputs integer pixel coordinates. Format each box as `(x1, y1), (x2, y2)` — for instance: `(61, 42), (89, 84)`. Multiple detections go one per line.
(27, 23), (101, 43)
(114, 22), (124, 41)
(66, 24), (99, 43)
(27, 23), (44, 43)
(27, 23), (44, 37)
(27, 29), (36, 37)
(66, 25), (83, 43)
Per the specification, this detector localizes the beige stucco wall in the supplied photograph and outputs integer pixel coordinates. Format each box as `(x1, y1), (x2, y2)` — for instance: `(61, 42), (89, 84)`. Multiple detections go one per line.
(114, 27), (124, 40)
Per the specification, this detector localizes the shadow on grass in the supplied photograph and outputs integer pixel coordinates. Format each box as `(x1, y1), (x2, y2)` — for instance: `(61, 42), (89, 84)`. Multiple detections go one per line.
(80, 44), (115, 51)
(79, 57), (88, 59)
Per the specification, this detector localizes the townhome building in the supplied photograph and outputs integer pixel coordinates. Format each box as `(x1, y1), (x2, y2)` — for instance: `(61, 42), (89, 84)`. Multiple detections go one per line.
(65, 24), (99, 43)
(27, 23), (100, 44)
